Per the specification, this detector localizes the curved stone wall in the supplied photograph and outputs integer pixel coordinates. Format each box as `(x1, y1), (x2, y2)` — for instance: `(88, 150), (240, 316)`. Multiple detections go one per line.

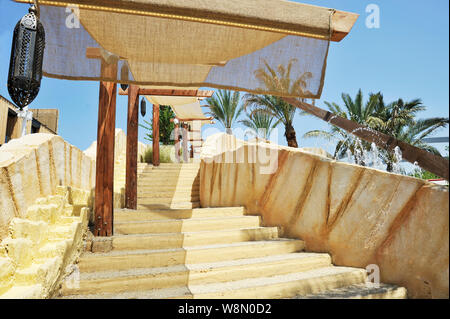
(0, 134), (95, 241)
(199, 133), (449, 299)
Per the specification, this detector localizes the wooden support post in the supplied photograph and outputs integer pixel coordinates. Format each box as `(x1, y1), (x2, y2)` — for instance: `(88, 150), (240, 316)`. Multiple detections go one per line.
(152, 104), (160, 166)
(125, 85), (139, 209)
(182, 123), (189, 162)
(174, 123), (180, 163)
(94, 61), (117, 237)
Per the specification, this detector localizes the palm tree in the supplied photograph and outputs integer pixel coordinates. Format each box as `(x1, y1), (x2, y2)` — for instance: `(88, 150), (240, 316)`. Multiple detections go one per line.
(304, 89), (449, 171)
(205, 89), (243, 134)
(371, 96), (426, 135)
(303, 89), (381, 162)
(380, 117), (449, 171)
(254, 59), (314, 96)
(244, 94), (302, 147)
(139, 105), (175, 145)
(239, 109), (278, 140)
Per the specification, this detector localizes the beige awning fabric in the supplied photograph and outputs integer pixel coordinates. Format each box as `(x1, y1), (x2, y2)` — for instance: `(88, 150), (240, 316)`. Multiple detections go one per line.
(145, 97), (212, 124)
(145, 96), (199, 106)
(170, 101), (211, 122)
(15, 0), (358, 99)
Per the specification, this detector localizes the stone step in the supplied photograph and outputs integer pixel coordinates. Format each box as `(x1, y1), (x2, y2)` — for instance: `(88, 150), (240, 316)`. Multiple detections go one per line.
(114, 216), (261, 235)
(137, 192), (199, 199)
(61, 253), (331, 296)
(137, 179), (200, 186)
(137, 187), (199, 194)
(114, 207), (246, 222)
(137, 202), (201, 210)
(189, 266), (367, 299)
(59, 286), (193, 299)
(138, 175), (199, 181)
(137, 186), (200, 193)
(112, 227), (279, 250)
(77, 239), (305, 272)
(139, 171), (199, 176)
(292, 283), (407, 299)
(139, 164), (200, 170)
(61, 266), (367, 299)
(138, 188), (199, 194)
(136, 196), (200, 204)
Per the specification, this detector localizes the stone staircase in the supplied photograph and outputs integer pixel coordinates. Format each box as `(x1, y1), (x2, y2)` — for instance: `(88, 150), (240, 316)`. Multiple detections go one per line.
(58, 163), (407, 299)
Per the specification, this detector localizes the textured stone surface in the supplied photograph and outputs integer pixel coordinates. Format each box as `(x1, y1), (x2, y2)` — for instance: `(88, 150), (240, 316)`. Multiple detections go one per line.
(0, 186), (90, 299)
(0, 134), (95, 240)
(199, 133), (449, 299)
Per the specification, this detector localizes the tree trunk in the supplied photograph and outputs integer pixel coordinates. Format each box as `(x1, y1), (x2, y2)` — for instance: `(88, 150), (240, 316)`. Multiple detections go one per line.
(285, 124), (298, 148)
(282, 97), (449, 180)
(386, 162), (393, 172)
(226, 127), (233, 135)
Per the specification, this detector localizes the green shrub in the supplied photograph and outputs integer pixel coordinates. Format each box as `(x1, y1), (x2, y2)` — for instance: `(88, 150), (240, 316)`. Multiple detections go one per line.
(140, 145), (182, 164)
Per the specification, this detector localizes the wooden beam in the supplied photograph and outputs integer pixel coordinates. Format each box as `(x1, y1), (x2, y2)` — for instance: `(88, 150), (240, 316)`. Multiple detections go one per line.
(152, 104), (160, 166)
(119, 88), (214, 97)
(331, 11), (359, 42)
(125, 85), (139, 210)
(85, 47), (126, 61)
(174, 123), (181, 163)
(177, 117), (214, 122)
(182, 123), (189, 162)
(283, 97), (449, 180)
(94, 61), (117, 237)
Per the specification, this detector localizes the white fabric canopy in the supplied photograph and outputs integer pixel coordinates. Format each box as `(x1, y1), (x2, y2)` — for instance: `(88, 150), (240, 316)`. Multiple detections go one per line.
(14, 0), (359, 99)
(145, 95), (199, 106)
(171, 101), (211, 121)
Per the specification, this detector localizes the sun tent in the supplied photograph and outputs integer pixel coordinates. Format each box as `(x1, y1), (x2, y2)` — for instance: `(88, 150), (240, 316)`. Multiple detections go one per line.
(15, 0), (358, 99)
(145, 96), (199, 107)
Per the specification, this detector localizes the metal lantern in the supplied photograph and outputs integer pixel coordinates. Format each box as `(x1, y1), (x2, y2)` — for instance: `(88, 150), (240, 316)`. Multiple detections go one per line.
(120, 64), (129, 91)
(140, 97), (146, 117)
(7, 5), (45, 110)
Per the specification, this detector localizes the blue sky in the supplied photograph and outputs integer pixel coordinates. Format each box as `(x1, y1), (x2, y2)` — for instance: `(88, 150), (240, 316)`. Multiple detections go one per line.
(0, 0), (448, 156)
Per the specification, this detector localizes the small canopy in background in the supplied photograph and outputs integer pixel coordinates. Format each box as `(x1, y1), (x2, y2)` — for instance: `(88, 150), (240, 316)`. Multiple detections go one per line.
(144, 91), (213, 124)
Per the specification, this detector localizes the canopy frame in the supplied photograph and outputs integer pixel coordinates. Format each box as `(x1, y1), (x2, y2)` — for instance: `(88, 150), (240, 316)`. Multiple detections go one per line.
(15, 0), (358, 42)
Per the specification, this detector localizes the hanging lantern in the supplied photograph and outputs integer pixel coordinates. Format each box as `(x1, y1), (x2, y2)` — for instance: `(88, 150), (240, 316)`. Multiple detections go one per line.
(120, 63), (129, 91)
(7, 5), (45, 110)
(140, 97), (146, 117)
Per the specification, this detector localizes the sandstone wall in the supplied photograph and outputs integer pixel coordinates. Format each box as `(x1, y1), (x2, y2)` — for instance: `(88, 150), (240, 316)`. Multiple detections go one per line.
(0, 134), (95, 241)
(0, 186), (91, 298)
(199, 133), (449, 299)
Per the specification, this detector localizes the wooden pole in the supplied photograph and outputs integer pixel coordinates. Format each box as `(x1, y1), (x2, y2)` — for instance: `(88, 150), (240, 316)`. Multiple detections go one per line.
(182, 123), (189, 162)
(125, 85), (139, 210)
(174, 123), (180, 163)
(283, 97), (450, 180)
(94, 61), (117, 236)
(152, 104), (160, 166)
(119, 88), (215, 97)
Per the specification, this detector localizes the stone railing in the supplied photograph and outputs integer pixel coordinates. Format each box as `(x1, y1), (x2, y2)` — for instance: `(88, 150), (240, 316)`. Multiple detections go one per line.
(0, 186), (91, 298)
(199, 133), (449, 299)
(0, 134), (95, 241)
(0, 133), (97, 298)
